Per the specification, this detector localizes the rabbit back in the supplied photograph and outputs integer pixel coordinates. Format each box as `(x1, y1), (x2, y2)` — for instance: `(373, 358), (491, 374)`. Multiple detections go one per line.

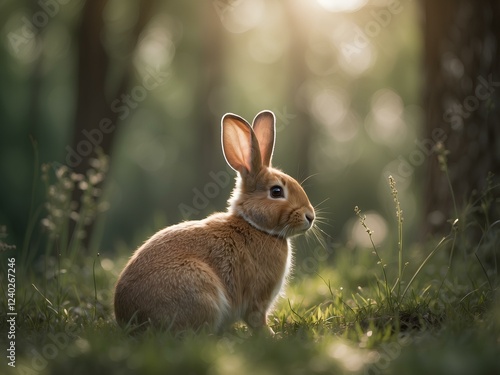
(114, 213), (289, 331)
(115, 253), (230, 331)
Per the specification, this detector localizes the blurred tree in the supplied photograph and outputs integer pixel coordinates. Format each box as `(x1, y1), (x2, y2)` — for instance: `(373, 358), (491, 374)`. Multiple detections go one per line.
(70, 0), (155, 248)
(26, 0), (43, 147)
(285, 2), (314, 180)
(422, 0), (500, 235)
(194, 2), (223, 174)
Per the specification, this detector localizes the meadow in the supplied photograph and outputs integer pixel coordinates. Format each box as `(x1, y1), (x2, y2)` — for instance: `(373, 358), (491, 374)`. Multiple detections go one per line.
(1, 152), (499, 375)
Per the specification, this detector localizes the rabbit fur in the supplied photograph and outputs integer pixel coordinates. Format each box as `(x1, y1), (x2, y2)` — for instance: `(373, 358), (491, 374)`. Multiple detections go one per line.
(114, 110), (315, 334)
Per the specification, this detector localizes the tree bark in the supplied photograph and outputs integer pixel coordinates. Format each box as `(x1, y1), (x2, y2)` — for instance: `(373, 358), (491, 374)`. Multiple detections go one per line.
(69, 0), (155, 249)
(422, 0), (500, 235)
(284, 2), (314, 180)
(194, 2), (224, 175)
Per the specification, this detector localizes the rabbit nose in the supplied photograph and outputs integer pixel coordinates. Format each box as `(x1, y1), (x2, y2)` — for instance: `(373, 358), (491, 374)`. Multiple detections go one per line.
(305, 212), (315, 226)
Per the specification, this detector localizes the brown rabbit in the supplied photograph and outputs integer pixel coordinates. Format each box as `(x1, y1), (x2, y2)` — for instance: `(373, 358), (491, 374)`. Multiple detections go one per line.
(114, 110), (315, 334)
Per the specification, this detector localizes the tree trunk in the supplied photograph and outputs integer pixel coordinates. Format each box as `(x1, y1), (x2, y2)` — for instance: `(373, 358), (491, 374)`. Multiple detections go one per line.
(284, 2), (314, 180)
(69, 0), (155, 249)
(422, 0), (500, 235)
(194, 2), (224, 175)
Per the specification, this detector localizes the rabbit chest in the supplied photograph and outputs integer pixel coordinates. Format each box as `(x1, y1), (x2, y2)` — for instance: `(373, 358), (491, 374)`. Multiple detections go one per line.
(205, 215), (291, 317)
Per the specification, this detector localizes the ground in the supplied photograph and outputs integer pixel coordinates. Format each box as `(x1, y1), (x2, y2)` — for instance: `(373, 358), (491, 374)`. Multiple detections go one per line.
(2, 235), (499, 375)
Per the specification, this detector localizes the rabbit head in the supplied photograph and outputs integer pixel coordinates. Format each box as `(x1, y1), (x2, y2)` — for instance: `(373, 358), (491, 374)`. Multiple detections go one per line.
(222, 110), (315, 238)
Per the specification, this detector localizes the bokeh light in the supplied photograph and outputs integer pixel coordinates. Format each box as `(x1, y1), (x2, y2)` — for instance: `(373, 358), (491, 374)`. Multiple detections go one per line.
(349, 211), (388, 248)
(317, 0), (368, 13)
(365, 88), (407, 147)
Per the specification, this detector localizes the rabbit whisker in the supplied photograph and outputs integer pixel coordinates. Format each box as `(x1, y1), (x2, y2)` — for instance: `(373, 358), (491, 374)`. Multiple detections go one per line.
(311, 223), (332, 245)
(279, 224), (291, 239)
(310, 229), (328, 251)
(313, 197), (330, 209)
(313, 217), (333, 231)
(300, 173), (321, 186)
(314, 209), (331, 219)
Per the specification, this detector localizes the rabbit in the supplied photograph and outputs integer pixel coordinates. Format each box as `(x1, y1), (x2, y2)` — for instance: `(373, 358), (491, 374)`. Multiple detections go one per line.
(114, 110), (315, 334)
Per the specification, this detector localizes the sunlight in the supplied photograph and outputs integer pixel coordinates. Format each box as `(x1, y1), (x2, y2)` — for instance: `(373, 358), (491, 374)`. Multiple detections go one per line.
(317, 0), (368, 13)
(100, 258), (115, 271)
(311, 88), (349, 129)
(247, 6), (289, 66)
(327, 19), (378, 76)
(350, 211), (388, 247)
(365, 89), (407, 146)
(217, 0), (265, 33)
(135, 15), (178, 73)
(327, 341), (366, 372)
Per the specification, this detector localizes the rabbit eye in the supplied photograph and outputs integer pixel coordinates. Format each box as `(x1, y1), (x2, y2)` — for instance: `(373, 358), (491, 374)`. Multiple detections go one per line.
(270, 185), (285, 199)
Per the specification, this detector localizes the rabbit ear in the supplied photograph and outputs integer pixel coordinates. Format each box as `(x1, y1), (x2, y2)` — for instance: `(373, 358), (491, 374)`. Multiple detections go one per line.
(252, 110), (275, 167)
(222, 113), (262, 175)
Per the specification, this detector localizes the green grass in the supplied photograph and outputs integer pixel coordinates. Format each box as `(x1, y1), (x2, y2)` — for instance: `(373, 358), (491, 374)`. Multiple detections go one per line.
(2, 247), (498, 375)
(1, 154), (499, 375)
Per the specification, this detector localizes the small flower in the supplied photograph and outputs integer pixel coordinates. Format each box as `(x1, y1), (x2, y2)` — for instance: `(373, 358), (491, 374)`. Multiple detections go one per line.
(71, 173), (85, 182)
(40, 150), (110, 247)
(56, 166), (69, 179)
(89, 172), (103, 186)
(89, 157), (101, 169)
(354, 207), (374, 236)
(434, 141), (450, 172)
(98, 202), (110, 212)
(92, 188), (102, 198)
(79, 181), (89, 191)
(388, 175), (403, 223)
(63, 180), (74, 190)
(41, 218), (55, 230)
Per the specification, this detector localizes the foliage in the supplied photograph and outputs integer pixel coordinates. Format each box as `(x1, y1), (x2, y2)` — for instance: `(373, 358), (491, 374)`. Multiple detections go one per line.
(0, 0), (423, 251)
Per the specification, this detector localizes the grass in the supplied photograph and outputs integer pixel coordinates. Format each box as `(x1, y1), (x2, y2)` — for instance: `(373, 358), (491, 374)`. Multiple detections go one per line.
(1, 151), (499, 375)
